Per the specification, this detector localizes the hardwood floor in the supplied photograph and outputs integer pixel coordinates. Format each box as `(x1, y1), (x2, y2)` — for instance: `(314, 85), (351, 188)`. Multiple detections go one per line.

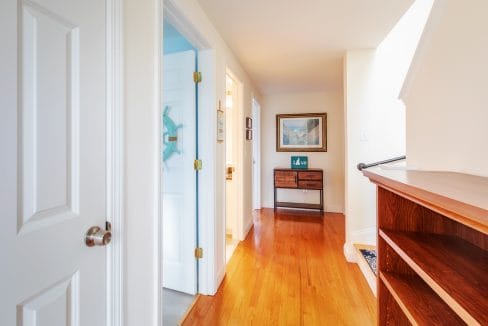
(182, 208), (376, 325)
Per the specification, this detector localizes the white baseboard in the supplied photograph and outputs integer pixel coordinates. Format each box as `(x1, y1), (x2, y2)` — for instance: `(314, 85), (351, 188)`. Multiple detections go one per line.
(355, 245), (377, 296)
(325, 205), (344, 213)
(212, 265), (226, 296)
(343, 242), (357, 263)
(241, 218), (254, 241)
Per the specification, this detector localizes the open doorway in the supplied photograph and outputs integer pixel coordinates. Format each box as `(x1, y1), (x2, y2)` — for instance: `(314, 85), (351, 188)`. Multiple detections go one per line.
(161, 20), (198, 325)
(225, 72), (244, 263)
(252, 97), (261, 210)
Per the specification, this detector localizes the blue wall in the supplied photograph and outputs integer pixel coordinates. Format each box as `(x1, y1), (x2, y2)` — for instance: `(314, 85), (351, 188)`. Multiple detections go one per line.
(163, 21), (195, 54)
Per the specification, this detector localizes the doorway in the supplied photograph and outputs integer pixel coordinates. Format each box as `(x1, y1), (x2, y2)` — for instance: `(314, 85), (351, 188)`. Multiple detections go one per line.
(252, 98), (261, 210)
(225, 72), (244, 263)
(161, 20), (198, 325)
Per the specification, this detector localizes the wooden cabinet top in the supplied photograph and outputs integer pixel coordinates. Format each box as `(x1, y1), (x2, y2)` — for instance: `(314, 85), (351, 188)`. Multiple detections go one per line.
(363, 166), (488, 234)
(274, 168), (323, 172)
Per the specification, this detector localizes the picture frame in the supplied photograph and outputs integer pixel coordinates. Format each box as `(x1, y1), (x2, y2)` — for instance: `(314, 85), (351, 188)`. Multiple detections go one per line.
(246, 129), (252, 141)
(217, 101), (224, 143)
(246, 117), (252, 129)
(276, 113), (327, 152)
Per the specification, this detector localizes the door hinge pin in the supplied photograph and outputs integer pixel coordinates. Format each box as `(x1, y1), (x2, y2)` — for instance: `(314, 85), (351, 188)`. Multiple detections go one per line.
(194, 159), (203, 171)
(193, 71), (202, 83)
(195, 247), (203, 259)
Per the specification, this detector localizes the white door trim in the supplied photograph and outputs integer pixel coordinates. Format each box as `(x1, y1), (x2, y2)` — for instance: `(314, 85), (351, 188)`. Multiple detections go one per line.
(123, 0), (162, 324)
(106, 0), (124, 325)
(252, 97), (261, 210)
(225, 68), (245, 241)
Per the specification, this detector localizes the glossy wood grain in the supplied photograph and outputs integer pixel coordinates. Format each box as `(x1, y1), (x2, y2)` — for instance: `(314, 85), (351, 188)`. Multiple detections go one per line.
(380, 272), (464, 325)
(182, 209), (376, 325)
(298, 180), (323, 189)
(364, 167), (488, 235)
(381, 230), (488, 325)
(298, 171), (322, 180)
(274, 170), (297, 188)
(366, 168), (488, 325)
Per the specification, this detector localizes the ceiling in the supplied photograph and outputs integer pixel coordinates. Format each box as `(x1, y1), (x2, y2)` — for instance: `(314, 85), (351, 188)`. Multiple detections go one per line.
(197, 0), (414, 95)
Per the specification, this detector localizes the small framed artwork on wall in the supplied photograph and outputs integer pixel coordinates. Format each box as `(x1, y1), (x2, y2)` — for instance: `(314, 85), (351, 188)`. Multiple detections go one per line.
(276, 113), (327, 152)
(217, 101), (224, 143)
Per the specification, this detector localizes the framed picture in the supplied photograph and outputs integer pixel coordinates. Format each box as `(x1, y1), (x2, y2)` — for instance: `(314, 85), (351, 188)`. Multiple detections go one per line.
(217, 101), (224, 143)
(246, 117), (252, 129)
(276, 113), (327, 152)
(246, 129), (252, 140)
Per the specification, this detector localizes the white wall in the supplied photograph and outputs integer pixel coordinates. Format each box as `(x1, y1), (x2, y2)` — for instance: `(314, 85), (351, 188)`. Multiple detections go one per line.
(261, 91), (345, 213)
(165, 0), (262, 295)
(402, 0), (488, 177)
(343, 0), (433, 261)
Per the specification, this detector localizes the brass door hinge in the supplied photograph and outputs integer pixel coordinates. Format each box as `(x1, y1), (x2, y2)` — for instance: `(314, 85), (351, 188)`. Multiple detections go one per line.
(193, 71), (202, 83)
(195, 247), (203, 259)
(194, 159), (202, 171)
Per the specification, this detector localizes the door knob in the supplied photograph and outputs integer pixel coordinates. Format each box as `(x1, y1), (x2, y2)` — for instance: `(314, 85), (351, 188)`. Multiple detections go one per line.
(85, 224), (112, 247)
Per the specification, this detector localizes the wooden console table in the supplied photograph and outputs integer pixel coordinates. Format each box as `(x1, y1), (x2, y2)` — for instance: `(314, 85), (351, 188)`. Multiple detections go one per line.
(363, 167), (488, 325)
(273, 168), (323, 211)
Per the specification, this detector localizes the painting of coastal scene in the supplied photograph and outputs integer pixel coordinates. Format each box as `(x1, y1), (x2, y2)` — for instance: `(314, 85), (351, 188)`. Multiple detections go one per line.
(282, 118), (320, 146)
(276, 113), (327, 152)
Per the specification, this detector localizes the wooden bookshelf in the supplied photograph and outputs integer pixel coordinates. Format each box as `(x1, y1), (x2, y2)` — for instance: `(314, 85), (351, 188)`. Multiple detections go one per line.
(364, 167), (488, 325)
(380, 272), (464, 325)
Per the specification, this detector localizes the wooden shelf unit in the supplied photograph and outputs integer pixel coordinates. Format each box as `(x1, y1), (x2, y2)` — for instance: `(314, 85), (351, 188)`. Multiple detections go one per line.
(273, 168), (324, 212)
(363, 168), (488, 325)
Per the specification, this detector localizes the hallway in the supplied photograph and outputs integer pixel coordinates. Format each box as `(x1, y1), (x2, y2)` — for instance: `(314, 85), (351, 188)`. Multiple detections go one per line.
(183, 209), (376, 325)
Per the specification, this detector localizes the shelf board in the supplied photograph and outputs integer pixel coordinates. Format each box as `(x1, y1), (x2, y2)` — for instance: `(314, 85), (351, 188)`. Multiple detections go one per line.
(380, 229), (488, 325)
(380, 272), (464, 325)
(363, 168), (488, 235)
(275, 202), (322, 210)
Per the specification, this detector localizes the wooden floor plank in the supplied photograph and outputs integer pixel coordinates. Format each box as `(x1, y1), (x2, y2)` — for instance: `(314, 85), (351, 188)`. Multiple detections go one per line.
(182, 208), (376, 325)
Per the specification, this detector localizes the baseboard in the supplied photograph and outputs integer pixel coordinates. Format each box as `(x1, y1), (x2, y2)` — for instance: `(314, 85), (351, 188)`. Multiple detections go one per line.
(261, 204), (344, 214)
(343, 242), (357, 263)
(213, 265), (226, 296)
(325, 205), (344, 213)
(354, 244), (377, 296)
(241, 218), (254, 241)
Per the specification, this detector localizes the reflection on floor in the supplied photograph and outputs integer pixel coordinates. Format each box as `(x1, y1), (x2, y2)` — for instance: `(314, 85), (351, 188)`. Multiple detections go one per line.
(225, 234), (238, 263)
(182, 208), (376, 325)
(163, 288), (195, 326)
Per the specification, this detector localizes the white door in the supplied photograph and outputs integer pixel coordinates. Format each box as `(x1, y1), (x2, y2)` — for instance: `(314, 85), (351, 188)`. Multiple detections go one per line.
(162, 50), (197, 294)
(0, 0), (109, 325)
(252, 99), (261, 210)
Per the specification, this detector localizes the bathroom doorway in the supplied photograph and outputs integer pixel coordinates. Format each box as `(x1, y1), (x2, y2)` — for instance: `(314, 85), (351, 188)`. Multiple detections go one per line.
(225, 71), (244, 263)
(161, 20), (198, 325)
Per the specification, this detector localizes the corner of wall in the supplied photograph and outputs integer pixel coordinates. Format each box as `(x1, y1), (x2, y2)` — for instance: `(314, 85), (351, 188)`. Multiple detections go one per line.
(343, 242), (357, 263)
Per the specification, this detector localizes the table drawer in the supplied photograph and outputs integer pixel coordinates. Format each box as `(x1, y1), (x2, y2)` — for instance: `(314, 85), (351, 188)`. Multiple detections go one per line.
(298, 180), (322, 189)
(298, 171), (322, 181)
(275, 171), (297, 188)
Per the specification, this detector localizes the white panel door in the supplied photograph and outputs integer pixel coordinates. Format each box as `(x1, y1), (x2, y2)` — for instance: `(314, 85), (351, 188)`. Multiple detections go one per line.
(0, 0), (108, 325)
(162, 50), (197, 295)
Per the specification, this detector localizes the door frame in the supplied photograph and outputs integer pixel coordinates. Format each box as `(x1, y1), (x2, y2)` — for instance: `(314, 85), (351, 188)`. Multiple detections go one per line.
(115, 1), (220, 324)
(106, 0), (124, 325)
(162, 0), (218, 296)
(224, 69), (245, 241)
(252, 97), (261, 210)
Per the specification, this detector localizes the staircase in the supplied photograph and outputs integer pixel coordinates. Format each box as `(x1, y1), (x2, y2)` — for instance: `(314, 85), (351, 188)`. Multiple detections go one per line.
(354, 244), (377, 296)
